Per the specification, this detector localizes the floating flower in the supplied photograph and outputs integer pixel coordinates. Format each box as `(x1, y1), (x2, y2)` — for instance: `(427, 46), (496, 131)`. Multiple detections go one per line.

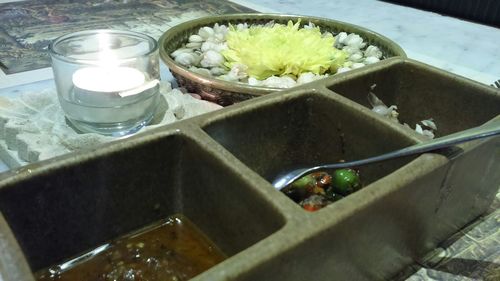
(222, 20), (347, 80)
(200, 50), (224, 68)
(174, 52), (200, 66)
(171, 21), (387, 88)
(364, 45), (383, 58)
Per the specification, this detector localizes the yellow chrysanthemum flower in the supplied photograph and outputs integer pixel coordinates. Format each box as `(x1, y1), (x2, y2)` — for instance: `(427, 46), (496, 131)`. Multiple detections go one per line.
(222, 20), (347, 80)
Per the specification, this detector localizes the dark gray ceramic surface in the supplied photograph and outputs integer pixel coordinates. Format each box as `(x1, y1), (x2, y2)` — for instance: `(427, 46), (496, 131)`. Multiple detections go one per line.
(0, 58), (498, 280)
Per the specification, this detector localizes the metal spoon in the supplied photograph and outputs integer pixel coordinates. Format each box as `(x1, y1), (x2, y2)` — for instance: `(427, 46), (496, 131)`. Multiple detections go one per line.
(272, 120), (500, 190)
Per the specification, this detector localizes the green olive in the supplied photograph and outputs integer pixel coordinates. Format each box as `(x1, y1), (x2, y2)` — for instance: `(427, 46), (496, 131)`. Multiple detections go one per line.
(331, 168), (361, 195)
(291, 174), (316, 189)
(281, 174), (317, 203)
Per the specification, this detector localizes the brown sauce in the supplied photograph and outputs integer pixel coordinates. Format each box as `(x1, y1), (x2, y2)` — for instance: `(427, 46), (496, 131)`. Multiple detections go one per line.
(35, 214), (226, 281)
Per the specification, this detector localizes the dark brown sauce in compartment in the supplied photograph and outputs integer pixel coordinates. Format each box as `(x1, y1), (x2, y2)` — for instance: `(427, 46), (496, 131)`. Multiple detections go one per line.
(35, 214), (226, 281)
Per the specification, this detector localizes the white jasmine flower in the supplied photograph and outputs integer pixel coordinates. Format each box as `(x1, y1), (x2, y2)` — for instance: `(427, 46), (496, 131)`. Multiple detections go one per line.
(175, 52), (199, 66)
(416, 119), (437, 139)
(189, 66), (211, 76)
(304, 21), (316, 29)
(201, 41), (227, 52)
(351, 62), (365, 69)
(421, 129), (435, 139)
(185, 42), (201, 48)
(368, 89), (399, 121)
(188, 34), (204, 43)
(367, 87), (384, 107)
(336, 67), (351, 73)
(367, 85), (437, 137)
(213, 23), (228, 35)
(170, 48), (193, 58)
(335, 32), (348, 45)
(210, 67), (227, 76)
(344, 33), (366, 49)
(248, 77), (263, 86)
(297, 72), (316, 84)
(372, 104), (398, 118)
(342, 61), (353, 68)
(364, 56), (380, 64)
(364, 45), (383, 59)
(212, 32), (225, 42)
(236, 23), (248, 30)
(414, 124), (434, 138)
(297, 72), (326, 84)
(198, 26), (215, 39)
(218, 64), (248, 81)
(218, 74), (239, 82)
(342, 45), (361, 55)
(389, 107), (400, 120)
(227, 63), (248, 80)
(200, 50), (224, 68)
(349, 53), (364, 62)
(322, 32), (334, 38)
(420, 119), (437, 130)
(262, 76), (297, 88)
(415, 123), (424, 135)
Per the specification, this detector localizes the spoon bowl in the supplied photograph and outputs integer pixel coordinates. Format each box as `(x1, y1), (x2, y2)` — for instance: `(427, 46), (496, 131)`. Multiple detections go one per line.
(272, 119), (500, 190)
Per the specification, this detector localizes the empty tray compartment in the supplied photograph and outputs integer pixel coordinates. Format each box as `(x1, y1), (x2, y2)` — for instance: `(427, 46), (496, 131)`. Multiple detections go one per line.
(202, 90), (420, 193)
(0, 131), (286, 279)
(326, 58), (500, 137)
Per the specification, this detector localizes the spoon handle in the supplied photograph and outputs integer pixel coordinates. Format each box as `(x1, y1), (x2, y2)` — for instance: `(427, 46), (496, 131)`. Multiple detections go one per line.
(322, 118), (500, 171)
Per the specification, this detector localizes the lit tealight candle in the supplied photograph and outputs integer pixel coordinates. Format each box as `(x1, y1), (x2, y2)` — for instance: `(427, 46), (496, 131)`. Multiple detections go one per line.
(73, 66), (146, 94)
(72, 66), (160, 106)
(50, 29), (160, 135)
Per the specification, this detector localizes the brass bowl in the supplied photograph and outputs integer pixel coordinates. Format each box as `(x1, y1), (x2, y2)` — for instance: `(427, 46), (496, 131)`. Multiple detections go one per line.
(159, 13), (406, 106)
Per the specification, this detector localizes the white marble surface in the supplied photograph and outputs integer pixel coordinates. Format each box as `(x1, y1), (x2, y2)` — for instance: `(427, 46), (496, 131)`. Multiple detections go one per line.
(0, 0), (498, 173)
(239, 0), (500, 84)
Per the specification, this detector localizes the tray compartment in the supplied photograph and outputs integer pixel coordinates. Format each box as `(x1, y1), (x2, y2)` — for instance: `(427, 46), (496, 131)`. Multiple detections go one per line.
(325, 58), (500, 137)
(201, 89), (420, 189)
(0, 130), (286, 276)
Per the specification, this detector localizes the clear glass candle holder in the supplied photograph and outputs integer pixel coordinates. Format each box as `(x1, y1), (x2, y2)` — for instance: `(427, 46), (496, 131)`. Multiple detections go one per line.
(49, 29), (160, 136)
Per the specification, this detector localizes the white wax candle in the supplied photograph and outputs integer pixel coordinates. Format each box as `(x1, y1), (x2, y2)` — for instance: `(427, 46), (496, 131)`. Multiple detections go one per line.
(72, 66), (146, 93)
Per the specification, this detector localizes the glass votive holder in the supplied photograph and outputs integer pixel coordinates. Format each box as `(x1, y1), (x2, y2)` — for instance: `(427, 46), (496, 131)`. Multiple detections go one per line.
(49, 29), (160, 136)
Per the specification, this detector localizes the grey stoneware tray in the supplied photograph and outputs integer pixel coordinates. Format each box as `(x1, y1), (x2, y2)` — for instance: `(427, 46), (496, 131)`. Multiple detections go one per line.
(0, 58), (498, 281)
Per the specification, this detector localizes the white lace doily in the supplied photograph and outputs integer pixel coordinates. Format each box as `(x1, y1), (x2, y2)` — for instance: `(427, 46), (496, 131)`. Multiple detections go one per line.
(0, 81), (221, 167)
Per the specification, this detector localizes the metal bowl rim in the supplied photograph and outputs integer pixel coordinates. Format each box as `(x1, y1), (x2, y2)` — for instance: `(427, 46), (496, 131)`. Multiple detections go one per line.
(159, 13), (407, 97)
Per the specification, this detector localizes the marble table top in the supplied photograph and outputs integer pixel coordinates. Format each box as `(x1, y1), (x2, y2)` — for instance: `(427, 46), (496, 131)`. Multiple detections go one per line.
(241, 0), (500, 85)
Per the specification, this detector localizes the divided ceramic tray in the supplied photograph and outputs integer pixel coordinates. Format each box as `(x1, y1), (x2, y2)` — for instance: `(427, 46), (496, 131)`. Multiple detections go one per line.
(0, 58), (499, 280)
